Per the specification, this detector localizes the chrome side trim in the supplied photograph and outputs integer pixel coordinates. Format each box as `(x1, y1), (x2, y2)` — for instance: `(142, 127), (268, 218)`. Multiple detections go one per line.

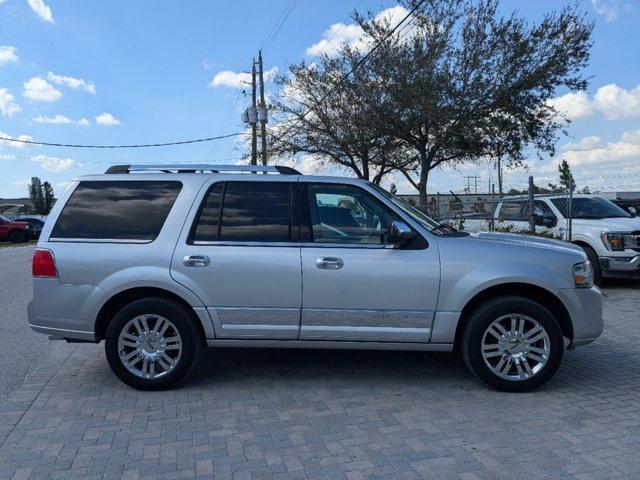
(207, 307), (300, 339)
(302, 308), (433, 329)
(207, 339), (453, 352)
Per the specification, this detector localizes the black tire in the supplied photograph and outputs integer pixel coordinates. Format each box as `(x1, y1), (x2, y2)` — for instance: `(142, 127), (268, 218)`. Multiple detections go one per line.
(581, 245), (603, 286)
(105, 297), (203, 390)
(9, 230), (26, 243)
(461, 295), (564, 392)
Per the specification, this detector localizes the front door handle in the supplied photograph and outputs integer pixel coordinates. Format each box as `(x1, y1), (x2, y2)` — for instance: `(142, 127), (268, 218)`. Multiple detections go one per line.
(315, 257), (344, 270)
(183, 255), (211, 268)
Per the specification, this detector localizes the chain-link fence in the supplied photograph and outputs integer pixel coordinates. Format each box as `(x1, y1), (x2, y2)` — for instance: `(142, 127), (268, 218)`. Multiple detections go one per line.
(401, 176), (640, 241)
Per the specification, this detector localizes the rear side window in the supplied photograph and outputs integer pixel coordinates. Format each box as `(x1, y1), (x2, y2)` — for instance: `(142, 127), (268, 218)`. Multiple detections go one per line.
(51, 181), (182, 241)
(191, 181), (292, 243)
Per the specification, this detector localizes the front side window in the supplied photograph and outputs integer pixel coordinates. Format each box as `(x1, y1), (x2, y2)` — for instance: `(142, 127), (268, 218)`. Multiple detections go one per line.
(551, 197), (630, 219)
(306, 183), (400, 244)
(51, 181), (182, 241)
(192, 181), (292, 243)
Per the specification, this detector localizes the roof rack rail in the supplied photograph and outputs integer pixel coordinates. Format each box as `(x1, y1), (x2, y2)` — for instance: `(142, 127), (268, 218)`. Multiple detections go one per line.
(104, 164), (302, 175)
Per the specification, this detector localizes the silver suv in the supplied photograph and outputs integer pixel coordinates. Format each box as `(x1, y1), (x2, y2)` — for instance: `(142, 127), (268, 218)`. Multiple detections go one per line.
(28, 164), (603, 392)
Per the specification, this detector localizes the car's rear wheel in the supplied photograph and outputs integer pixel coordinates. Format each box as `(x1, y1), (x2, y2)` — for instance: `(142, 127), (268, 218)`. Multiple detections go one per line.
(461, 296), (564, 392)
(105, 297), (203, 390)
(9, 230), (26, 243)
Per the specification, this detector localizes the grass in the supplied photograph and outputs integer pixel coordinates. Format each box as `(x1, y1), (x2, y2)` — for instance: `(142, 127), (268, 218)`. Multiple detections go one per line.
(0, 240), (37, 250)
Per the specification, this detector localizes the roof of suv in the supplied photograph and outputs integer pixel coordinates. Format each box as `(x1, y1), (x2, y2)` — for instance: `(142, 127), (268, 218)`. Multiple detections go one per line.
(73, 164), (371, 187)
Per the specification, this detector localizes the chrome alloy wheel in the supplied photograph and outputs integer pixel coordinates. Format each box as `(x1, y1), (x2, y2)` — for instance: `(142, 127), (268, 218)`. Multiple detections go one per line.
(481, 314), (551, 382)
(117, 314), (182, 379)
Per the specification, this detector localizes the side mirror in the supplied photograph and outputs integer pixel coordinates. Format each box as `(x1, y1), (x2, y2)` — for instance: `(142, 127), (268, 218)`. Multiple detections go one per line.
(627, 206), (637, 217)
(386, 221), (417, 247)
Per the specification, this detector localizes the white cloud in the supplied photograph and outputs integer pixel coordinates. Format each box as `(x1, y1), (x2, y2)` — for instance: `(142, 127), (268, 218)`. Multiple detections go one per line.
(0, 130), (33, 149)
(546, 84), (640, 122)
(306, 6), (410, 56)
(34, 114), (91, 126)
(94, 112), (121, 126)
(23, 77), (62, 101)
(0, 88), (22, 117)
(34, 114), (72, 124)
(46, 71), (96, 94)
(209, 66), (278, 88)
(27, 0), (54, 23)
(29, 154), (77, 172)
(0, 45), (18, 67)
(547, 91), (593, 121)
(593, 83), (640, 120)
(590, 0), (622, 22)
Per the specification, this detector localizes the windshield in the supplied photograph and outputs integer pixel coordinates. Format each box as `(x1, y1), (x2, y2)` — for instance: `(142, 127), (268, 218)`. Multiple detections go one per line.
(551, 197), (630, 219)
(0, 215), (9, 223)
(368, 183), (441, 231)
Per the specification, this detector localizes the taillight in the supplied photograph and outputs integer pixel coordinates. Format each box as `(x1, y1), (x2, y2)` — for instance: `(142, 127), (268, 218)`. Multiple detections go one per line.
(32, 249), (57, 278)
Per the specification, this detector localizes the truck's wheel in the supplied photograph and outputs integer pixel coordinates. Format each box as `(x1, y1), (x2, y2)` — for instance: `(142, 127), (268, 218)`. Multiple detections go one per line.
(581, 246), (603, 286)
(105, 297), (203, 390)
(461, 295), (564, 392)
(9, 230), (26, 243)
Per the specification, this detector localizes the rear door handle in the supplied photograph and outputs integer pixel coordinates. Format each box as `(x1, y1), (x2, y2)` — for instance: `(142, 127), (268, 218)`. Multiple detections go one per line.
(315, 257), (344, 270)
(183, 255), (211, 268)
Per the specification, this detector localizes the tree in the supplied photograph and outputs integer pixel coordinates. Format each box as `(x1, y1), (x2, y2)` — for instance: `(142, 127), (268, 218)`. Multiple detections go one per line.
(558, 159), (576, 192)
(29, 177), (45, 214)
(42, 181), (56, 213)
(270, 47), (412, 184)
(28, 177), (56, 215)
(354, 0), (593, 205)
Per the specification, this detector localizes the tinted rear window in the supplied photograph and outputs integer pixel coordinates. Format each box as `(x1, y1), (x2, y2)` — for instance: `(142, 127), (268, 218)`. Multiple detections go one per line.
(191, 181), (291, 243)
(51, 181), (182, 241)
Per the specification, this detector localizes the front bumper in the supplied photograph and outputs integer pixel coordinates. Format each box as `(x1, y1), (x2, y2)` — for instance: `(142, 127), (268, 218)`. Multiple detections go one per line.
(556, 286), (603, 347)
(600, 254), (640, 279)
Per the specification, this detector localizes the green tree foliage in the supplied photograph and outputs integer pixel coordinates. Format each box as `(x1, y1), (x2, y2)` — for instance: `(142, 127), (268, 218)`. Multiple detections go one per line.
(28, 177), (56, 215)
(354, 0), (593, 205)
(558, 159), (576, 191)
(270, 50), (412, 184)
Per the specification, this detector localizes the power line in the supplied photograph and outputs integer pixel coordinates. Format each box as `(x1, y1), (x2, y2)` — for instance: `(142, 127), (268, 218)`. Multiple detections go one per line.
(0, 132), (244, 149)
(272, 0), (426, 145)
(260, 0), (301, 53)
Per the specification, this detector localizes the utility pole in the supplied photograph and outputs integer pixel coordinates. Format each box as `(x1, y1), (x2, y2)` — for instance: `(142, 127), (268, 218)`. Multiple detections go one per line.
(257, 50), (268, 165)
(251, 60), (258, 165)
(497, 156), (503, 197)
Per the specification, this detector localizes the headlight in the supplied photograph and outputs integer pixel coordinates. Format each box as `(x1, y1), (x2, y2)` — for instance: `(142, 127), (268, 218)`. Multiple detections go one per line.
(600, 232), (632, 251)
(573, 262), (594, 288)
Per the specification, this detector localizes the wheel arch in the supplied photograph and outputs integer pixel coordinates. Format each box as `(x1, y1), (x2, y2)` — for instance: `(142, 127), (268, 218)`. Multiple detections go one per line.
(95, 287), (207, 342)
(454, 283), (573, 349)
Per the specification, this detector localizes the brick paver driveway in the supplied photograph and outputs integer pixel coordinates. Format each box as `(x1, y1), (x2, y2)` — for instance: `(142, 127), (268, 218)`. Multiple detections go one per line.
(1, 282), (639, 480)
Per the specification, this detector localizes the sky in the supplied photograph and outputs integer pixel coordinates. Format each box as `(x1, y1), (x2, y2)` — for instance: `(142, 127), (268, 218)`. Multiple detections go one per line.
(1, 0), (640, 199)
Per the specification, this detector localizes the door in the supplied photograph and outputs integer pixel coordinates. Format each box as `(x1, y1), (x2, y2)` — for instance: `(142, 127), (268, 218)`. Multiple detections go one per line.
(171, 180), (302, 339)
(299, 182), (440, 342)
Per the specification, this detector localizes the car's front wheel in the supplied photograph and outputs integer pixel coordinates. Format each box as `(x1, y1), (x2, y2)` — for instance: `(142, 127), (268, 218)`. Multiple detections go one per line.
(461, 296), (564, 392)
(105, 297), (203, 390)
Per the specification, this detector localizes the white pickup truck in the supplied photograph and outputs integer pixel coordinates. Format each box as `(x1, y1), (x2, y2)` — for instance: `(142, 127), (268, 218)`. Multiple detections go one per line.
(463, 194), (640, 284)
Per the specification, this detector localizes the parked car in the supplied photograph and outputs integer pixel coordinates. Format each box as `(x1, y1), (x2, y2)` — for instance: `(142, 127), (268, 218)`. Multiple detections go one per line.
(468, 195), (640, 284)
(0, 215), (30, 243)
(28, 164), (603, 392)
(15, 216), (45, 239)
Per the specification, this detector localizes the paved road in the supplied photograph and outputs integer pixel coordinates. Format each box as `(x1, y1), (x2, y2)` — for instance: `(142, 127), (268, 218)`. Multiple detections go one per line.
(1, 248), (640, 479)
(0, 245), (59, 401)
